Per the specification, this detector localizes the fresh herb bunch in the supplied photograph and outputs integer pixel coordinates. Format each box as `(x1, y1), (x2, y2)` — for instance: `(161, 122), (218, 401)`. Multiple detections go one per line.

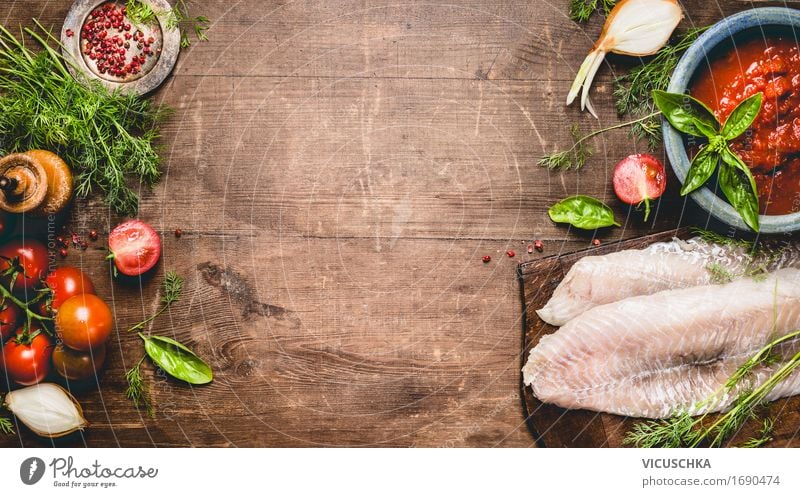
(127, 0), (210, 48)
(0, 21), (168, 215)
(653, 90), (763, 231)
(625, 328), (800, 448)
(613, 27), (707, 148)
(569, 0), (617, 22)
(125, 271), (212, 417)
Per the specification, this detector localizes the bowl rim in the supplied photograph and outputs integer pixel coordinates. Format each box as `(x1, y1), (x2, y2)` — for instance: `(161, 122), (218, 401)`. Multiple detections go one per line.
(664, 7), (800, 234)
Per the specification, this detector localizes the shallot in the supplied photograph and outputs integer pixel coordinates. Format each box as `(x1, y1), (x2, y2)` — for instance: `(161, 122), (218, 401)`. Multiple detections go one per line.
(4, 383), (88, 438)
(566, 0), (683, 117)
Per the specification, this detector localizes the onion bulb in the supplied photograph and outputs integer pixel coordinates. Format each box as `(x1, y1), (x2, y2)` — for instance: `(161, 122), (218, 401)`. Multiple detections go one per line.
(566, 0), (683, 117)
(4, 383), (88, 438)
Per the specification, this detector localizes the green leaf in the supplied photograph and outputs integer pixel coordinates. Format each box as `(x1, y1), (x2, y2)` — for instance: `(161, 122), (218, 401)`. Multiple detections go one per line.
(548, 195), (620, 230)
(142, 334), (213, 385)
(718, 160), (760, 232)
(680, 146), (719, 196)
(721, 146), (759, 202)
(722, 93), (763, 140)
(652, 90), (719, 138)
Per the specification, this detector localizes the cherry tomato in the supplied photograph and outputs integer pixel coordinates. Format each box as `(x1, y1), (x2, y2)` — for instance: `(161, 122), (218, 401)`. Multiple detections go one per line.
(0, 300), (22, 342)
(108, 220), (161, 276)
(45, 267), (96, 311)
(52, 343), (106, 381)
(1, 329), (53, 386)
(55, 294), (113, 351)
(0, 238), (49, 290)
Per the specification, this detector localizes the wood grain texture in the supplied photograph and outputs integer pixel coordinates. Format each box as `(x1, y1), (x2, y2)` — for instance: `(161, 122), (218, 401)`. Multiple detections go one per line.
(0, 0), (791, 447)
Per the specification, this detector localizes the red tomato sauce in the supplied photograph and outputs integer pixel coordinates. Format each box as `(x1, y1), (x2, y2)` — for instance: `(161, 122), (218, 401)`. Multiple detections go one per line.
(690, 34), (800, 215)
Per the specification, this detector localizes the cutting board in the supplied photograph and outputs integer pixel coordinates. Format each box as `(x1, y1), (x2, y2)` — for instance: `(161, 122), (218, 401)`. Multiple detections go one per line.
(518, 229), (800, 448)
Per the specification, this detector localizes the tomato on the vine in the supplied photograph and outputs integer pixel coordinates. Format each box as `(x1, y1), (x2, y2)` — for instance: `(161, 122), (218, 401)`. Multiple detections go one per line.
(1, 328), (53, 386)
(52, 343), (106, 381)
(0, 300), (22, 341)
(55, 294), (113, 351)
(0, 238), (49, 290)
(45, 266), (96, 311)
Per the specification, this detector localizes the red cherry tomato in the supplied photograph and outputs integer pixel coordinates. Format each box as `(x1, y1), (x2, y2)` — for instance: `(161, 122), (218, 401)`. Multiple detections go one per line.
(45, 266), (96, 311)
(1, 328), (53, 386)
(0, 300), (22, 341)
(108, 220), (161, 276)
(55, 294), (113, 351)
(0, 238), (49, 290)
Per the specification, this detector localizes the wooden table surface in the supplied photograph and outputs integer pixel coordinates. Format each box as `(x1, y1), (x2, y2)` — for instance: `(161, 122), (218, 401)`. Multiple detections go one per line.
(0, 0), (777, 447)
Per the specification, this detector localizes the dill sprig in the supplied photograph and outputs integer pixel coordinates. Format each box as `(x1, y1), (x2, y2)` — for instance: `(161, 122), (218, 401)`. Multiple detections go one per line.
(125, 356), (155, 417)
(129, 270), (183, 332)
(625, 328), (800, 448)
(539, 112), (660, 170)
(705, 262), (734, 284)
(569, 0), (617, 22)
(613, 27), (708, 150)
(741, 418), (774, 448)
(128, 0), (210, 48)
(0, 416), (14, 435)
(691, 227), (755, 252)
(125, 271), (185, 415)
(0, 21), (168, 215)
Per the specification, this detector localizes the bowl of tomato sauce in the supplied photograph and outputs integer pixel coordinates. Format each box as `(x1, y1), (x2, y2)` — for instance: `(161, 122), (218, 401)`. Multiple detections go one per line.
(664, 7), (800, 233)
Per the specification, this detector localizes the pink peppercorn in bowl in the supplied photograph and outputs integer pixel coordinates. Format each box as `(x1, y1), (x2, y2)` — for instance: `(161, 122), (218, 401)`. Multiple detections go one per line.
(61, 0), (180, 95)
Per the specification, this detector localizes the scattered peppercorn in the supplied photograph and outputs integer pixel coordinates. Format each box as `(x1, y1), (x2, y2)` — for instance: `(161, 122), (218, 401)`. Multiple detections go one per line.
(89, 229), (98, 241)
(482, 255), (491, 264)
(66, 29), (75, 37)
(506, 250), (515, 258)
(534, 240), (544, 252)
(592, 238), (601, 247)
(59, 248), (68, 258)
(174, 229), (183, 238)
(527, 244), (534, 254)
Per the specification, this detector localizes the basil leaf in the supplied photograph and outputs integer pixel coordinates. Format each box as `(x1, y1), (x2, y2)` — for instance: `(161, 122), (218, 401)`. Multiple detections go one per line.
(652, 90), (720, 138)
(548, 195), (620, 230)
(680, 145), (719, 196)
(717, 160), (760, 232)
(721, 92), (762, 140)
(142, 334), (213, 385)
(721, 146), (759, 200)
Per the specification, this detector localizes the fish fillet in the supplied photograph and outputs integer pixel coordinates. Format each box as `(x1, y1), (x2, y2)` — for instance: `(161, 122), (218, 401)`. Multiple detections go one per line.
(537, 237), (800, 326)
(523, 268), (800, 419)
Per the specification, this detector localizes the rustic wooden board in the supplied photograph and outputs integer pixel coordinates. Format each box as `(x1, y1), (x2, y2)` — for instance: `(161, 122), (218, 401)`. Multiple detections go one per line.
(519, 229), (800, 448)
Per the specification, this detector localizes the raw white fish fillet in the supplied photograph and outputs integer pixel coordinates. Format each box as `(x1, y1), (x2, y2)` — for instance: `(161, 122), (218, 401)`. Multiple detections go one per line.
(523, 268), (800, 419)
(536, 237), (800, 326)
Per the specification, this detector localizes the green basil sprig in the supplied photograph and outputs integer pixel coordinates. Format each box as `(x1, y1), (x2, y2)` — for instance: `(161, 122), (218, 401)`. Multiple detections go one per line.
(653, 90), (763, 231)
(548, 195), (620, 230)
(141, 334), (213, 385)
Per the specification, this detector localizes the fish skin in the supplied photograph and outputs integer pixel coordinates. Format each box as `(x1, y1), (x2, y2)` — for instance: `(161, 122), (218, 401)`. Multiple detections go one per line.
(523, 268), (800, 419)
(536, 237), (800, 326)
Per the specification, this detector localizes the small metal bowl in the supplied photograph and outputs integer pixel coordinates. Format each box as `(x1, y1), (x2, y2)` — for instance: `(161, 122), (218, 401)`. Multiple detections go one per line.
(61, 0), (180, 95)
(664, 7), (800, 234)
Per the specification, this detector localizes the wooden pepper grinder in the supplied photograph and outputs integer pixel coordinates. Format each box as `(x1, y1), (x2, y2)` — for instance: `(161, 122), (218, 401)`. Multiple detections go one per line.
(0, 150), (73, 216)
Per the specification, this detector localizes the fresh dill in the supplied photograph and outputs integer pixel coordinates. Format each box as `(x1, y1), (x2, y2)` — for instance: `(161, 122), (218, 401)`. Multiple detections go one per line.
(740, 418), (774, 448)
(691, 227), (755, 252)
(625, 329), (800, 448)
(125, 356), (155, 417)
(0, 416), (14, 435)
(705, 263), (734, 284)
(129, 271), (183, 332)
(539, 112), (659, 170)
(124, 271), (184, 415)
(0, 21), (168, 215)
(127, 0), (210, 48)
(613, 27), (708, 150)
(569, 0), (617, 23)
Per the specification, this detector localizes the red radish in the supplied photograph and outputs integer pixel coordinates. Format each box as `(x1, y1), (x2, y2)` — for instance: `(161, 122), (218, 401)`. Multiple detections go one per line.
(108, 220), (161, 277)
(612, 154), (667, 222)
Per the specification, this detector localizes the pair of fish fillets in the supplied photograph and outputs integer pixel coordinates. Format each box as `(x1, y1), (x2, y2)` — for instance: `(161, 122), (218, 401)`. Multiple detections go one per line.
(522, 237), (800, 419)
